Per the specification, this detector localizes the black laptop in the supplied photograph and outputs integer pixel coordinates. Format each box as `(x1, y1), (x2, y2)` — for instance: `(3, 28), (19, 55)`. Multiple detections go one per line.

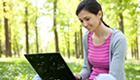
(24, 53), (76, 80)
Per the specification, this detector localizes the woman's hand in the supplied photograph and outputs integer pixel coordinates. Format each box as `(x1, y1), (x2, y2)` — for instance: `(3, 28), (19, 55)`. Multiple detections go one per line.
(73, 73), (82, 80)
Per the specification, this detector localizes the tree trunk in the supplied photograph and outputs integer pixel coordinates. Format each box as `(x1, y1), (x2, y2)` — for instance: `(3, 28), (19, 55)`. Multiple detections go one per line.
(75, 32), (78, 58)
(119, 14), (124, 33)
(77, 32), (80, 58)
(131, 42), (137, 59)
(9, 23), (12, 57)
(135, 41), (137, 59)
(80, 26), (83, 58)
(136, 36), (139, 59)
(3, 2), (11, 57)
(25, 7), (29, 54)
(75, 32), (80, 58)
(35, 17), (39, 53)
(4, 17), (10, 57)
(63, 48), (65, 56)
(73, 50), (75, 56)
(67, 40), (70, 58)
(136, 26), (139, 59)
(67, 28), (70, 58)
(13, 43), (16, 57)
(15, 37), (20, 57)
(13, 38), (18, 57)
(63, 33), (66, 56)
(0, 39), (2, 57)
(0, 22), (2, 57)
(35, 0), (39, 54)
(53, 0), (59, 52)
(133, 41), (137, 59)
(131, 43), (134, 58)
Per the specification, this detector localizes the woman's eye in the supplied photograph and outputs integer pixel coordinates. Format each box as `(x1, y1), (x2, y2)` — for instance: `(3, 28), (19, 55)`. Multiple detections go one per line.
(86, 18), (90, 21)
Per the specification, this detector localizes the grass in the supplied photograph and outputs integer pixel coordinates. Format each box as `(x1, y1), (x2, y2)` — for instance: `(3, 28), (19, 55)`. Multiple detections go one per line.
(0, 57), (36, 80)
(125, 59), (140, 80)
(0, 57), (140, 80)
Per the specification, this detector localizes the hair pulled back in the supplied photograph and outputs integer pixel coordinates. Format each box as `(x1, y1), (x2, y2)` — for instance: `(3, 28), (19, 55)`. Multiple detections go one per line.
(76, 0), (109, 27)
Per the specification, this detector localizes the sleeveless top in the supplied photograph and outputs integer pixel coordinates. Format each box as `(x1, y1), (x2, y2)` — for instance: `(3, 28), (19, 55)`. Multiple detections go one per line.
(88, 32), (112, 80)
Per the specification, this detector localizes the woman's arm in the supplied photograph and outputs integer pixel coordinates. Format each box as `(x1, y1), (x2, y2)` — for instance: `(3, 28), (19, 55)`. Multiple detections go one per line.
(109, 31), (127, 80)
(78, 32), (91, 80)
(32, 74), (42, 80)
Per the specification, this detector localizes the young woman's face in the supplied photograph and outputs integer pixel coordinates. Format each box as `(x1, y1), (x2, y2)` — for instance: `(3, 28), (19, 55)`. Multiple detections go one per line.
(78, 10), (101, 32)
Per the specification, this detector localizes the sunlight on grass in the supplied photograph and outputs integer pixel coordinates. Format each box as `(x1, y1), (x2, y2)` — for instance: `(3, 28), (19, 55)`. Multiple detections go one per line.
(0, 57), (36, 80)
(125, 59), (140, 80)
(0, 56), (83, 80)
(0, 56), (140, 80)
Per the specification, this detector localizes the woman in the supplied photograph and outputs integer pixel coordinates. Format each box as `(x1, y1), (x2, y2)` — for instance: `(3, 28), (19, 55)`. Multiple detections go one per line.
(74, 0), (127, 80)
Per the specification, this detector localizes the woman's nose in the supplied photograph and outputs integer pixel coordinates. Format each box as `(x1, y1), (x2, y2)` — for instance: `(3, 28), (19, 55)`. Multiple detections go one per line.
(82, 21), (88, 27)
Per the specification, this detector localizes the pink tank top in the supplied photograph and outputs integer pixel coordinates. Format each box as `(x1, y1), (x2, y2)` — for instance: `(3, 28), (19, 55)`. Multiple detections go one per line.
(88, 32), (112, 80)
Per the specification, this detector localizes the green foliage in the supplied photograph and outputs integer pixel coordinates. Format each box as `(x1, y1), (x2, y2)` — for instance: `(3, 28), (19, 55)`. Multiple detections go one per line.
(0, 0), (43, 54)
(0, 0), (139, 57)
(98, 0), (140, 49)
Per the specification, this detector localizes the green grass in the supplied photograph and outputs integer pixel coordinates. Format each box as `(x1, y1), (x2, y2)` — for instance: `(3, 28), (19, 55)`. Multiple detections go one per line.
(125, 59), (140, 80)
(0, 57), (140, 80)
(0, 57), (36, 80)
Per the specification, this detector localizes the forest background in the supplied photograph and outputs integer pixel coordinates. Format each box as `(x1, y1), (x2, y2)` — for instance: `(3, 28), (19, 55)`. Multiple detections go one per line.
(0, 0), (139, 59)
(0, 0), (140, 79)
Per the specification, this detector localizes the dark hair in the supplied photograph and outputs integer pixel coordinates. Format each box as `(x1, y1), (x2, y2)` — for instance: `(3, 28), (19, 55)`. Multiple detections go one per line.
(76, 0), (110, 27)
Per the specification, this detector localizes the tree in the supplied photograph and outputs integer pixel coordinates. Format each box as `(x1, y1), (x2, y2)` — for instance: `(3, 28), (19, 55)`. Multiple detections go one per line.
(56, 0), (81, 58)
(124, 0), (139, 59)
(44, 0), (60, 52)
(0, 20), (2, 57)
(3, 1), (12, 57)
(0, 3), (2, 57)
(80, 25), (83, 58)
(34, 0), (39, 53)
(75, 32), (80, 58)
(25, 5), (29, 54)
(99, 0), (140, 59)
(53, 0), (59, 52)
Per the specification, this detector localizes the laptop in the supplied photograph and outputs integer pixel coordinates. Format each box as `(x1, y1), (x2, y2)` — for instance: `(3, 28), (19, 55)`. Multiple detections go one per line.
(24, 52), (76, 80)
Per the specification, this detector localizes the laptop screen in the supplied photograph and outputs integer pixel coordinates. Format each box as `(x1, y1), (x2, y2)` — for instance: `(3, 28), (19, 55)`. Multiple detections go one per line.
(25, 53), (76, 80)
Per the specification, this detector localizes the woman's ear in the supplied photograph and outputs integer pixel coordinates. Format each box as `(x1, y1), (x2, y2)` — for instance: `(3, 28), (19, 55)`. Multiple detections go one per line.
(97, 10), (102, 19)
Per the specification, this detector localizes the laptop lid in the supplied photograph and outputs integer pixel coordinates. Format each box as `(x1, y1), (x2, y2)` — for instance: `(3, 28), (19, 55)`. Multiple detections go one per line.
(24, 53), (76, 80)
